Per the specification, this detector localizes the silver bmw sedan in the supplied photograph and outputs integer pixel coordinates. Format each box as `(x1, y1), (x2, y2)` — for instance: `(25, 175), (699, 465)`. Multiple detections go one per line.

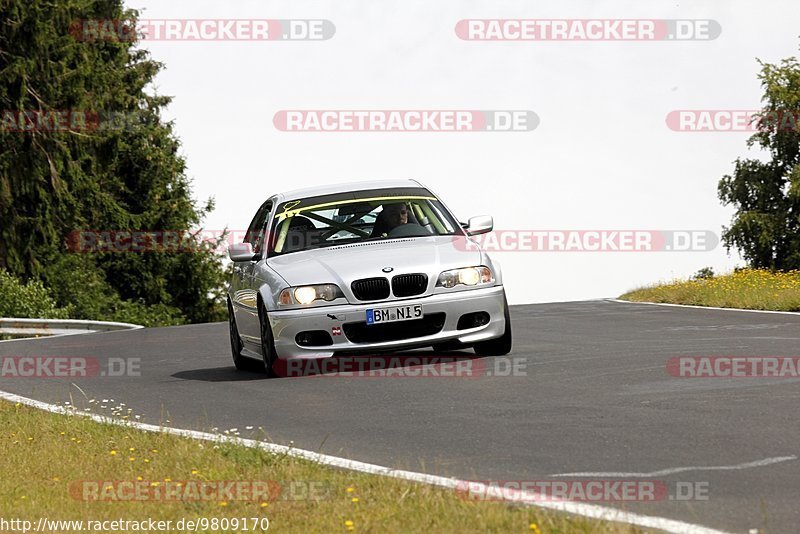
(227, 179), (511, 375)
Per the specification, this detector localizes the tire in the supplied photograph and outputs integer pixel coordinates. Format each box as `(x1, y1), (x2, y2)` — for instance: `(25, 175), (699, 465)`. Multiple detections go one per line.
(258, 304), (278, 378)
(473, 294), (512, 357)
(229, 301), (261, 371)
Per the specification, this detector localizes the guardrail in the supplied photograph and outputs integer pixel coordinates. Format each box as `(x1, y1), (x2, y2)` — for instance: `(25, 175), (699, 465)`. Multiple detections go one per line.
(0, 318), (143, 340)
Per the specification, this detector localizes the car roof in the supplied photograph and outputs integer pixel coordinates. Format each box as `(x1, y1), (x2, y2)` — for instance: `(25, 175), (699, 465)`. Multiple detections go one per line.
(275, 179), (427, 202)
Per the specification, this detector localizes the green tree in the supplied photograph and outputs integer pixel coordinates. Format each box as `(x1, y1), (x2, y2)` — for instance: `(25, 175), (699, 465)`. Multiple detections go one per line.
(718, 51), (800, 270)
(0, 0), (226, 323)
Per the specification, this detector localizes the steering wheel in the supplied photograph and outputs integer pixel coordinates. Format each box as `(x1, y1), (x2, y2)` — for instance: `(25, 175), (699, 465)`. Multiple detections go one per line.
(387, 223), (430, 238)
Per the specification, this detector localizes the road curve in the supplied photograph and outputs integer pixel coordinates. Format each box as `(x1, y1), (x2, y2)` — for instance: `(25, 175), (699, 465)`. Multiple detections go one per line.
(2, 300), (799, 533)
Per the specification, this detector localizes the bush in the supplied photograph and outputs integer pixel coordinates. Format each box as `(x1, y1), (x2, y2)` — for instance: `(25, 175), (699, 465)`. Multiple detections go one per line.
(0, 271), (68, 319)
(1, 259), (187, 327)
(108, 300), (186, 328)
(693, 267), (715, 280)
(40, 255), (186, 327)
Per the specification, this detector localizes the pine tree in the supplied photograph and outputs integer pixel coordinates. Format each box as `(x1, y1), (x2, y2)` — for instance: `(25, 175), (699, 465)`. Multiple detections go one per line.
(0, 0), (226, 323)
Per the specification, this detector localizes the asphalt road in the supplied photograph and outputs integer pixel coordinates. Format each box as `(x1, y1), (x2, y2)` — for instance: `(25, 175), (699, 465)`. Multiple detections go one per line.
(2, 300), (799, 533)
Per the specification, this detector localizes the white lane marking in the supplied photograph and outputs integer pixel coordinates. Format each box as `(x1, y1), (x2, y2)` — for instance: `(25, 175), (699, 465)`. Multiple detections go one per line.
(0, 389), (730, 534)
(551, 456), (798, 478)
(606, 298), (800, 316)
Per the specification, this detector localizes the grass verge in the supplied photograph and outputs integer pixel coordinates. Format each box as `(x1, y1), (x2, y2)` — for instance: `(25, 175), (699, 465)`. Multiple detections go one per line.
(0, 400), (640, 533)
(620, 269), (800, 312)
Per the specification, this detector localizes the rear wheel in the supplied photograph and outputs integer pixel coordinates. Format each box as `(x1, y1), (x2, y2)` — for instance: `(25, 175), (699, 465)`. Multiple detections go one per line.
(473, 294), (512, 356)
(259, 304), (278, 378)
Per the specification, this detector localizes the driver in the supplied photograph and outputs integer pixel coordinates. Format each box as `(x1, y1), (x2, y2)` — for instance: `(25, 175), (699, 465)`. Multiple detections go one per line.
(382, 203), (408, 230)
(370, 202), (431, 238)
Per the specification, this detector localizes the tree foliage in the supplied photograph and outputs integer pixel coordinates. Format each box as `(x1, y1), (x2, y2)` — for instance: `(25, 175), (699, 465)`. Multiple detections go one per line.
(0, 270), (68, 319)
(0, 0), (226, 324)
(718, 52), (800, 270)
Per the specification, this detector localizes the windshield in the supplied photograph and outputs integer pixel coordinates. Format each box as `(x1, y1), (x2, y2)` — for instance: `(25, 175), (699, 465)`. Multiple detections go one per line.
(267, 187), (462, 256)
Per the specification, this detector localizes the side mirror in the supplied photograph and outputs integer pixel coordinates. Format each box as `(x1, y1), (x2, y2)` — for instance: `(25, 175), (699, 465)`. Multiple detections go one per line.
(465, 215), (493, 236)
(228, 242), (257, 262)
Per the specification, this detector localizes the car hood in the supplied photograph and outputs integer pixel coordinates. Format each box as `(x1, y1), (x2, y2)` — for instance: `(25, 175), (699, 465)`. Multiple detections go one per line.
(266, 236), (482, 298)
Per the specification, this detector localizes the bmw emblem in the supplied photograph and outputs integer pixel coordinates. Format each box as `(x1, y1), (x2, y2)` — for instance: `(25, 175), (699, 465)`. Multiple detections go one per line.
(382, 267), (394, 273)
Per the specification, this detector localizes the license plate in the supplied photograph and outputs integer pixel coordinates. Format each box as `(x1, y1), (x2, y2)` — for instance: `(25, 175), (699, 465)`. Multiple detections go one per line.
(366, 305), (423, 325)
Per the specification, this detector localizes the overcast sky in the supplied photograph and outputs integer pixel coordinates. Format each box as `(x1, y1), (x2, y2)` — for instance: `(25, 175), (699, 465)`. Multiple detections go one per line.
(128, 0), (799, 304)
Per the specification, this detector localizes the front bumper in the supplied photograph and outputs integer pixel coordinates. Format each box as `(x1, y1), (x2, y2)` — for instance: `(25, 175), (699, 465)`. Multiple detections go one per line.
(269, 285), (506, 359)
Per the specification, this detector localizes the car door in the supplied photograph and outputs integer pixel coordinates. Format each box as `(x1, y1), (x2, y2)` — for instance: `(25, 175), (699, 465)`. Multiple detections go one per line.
(232, 200), (272, 345)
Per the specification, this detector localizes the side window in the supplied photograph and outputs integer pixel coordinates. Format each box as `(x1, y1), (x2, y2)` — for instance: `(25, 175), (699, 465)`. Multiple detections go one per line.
(245, 201), (272, 255)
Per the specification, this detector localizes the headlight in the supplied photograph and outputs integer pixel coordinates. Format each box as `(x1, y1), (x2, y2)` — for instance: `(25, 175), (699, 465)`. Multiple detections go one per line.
(279, 284), (343, 306)
(437, 266), (493, 288)
(293, 286), (317, 304)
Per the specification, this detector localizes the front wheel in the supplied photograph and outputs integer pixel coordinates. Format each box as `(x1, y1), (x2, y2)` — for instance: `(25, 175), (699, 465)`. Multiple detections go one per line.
(229, 301), (260, 371)
(259, 304), (278, 378)
(473, 295), (512, 356)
